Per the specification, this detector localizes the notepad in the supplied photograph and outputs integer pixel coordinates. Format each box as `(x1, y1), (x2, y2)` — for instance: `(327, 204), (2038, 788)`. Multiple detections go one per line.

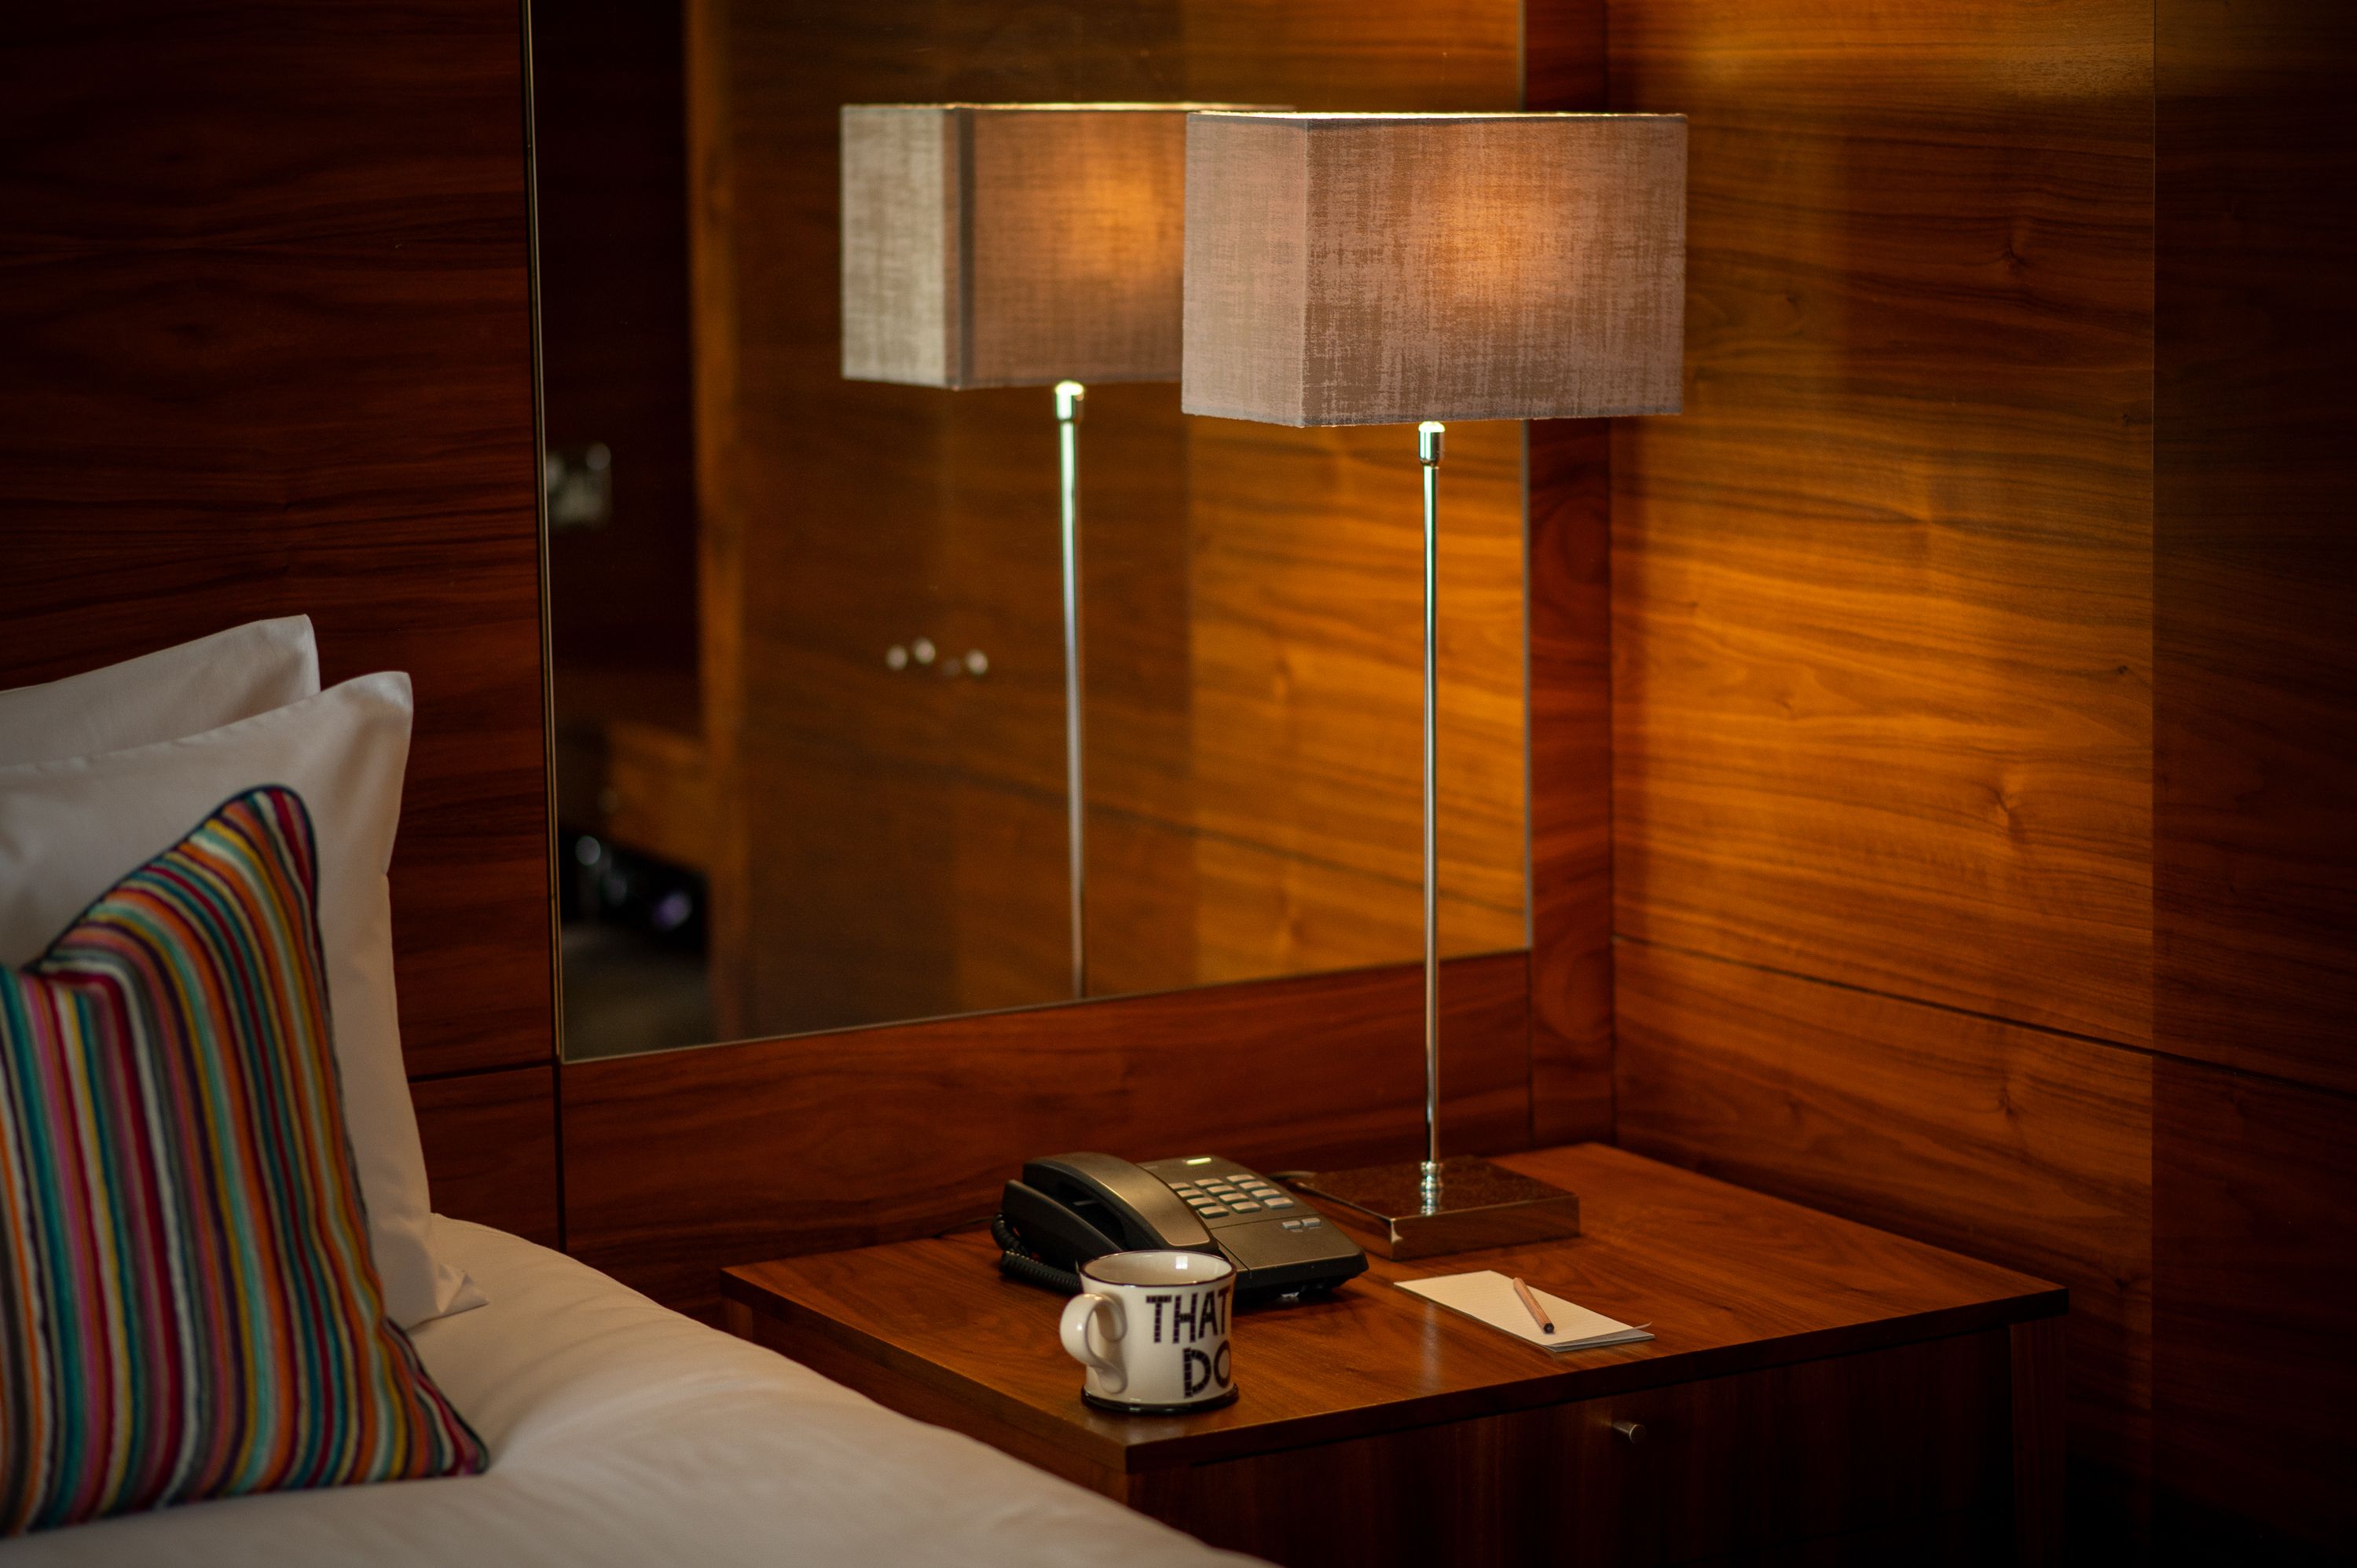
(1395, 1270), (1654, 1352)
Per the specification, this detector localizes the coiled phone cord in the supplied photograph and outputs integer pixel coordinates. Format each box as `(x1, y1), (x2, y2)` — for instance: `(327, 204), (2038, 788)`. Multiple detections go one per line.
(991, 1214), (1081, 1295)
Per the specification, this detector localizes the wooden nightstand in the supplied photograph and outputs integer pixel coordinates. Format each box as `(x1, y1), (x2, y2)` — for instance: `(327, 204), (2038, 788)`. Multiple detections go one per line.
(724, 1144), (2065, 1566)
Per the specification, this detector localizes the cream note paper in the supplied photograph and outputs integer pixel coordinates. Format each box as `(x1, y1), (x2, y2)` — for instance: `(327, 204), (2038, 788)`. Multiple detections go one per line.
(1396, 1270), (1654, 1352)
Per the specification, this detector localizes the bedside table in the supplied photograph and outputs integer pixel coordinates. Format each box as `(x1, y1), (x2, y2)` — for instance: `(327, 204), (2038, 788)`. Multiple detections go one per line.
(724, 1144), (2065, 1567)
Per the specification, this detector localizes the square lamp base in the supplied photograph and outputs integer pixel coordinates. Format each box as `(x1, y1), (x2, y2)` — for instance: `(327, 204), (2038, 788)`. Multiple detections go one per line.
(1289, 1156), (1582, 1260)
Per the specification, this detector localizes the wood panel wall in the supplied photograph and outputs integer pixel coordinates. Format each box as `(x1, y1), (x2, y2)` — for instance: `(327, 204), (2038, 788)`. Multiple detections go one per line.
(1176, 417), (1528, 984)
(1523, 0), (1615, 1145)
(1575, 0), (2356, 1555)
(2150, 0), (2357, 1555)
(537, 0), (699, 687)
(0, 2), (559, 1241)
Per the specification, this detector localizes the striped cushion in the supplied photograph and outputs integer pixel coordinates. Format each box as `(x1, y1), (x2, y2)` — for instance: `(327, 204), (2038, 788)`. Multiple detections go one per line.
(0, 786), (483, 1536)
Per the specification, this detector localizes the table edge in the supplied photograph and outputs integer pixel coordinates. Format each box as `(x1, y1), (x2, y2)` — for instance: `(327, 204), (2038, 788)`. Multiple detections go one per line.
(721, 1262), (2066, 1474)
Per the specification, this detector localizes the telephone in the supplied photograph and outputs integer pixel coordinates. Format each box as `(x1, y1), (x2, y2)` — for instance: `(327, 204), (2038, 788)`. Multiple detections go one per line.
(994, 1151), (1368, 1304)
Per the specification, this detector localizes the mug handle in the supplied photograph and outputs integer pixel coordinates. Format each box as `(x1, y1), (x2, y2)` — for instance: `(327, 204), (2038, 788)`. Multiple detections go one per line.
(1058, 1291), (1126, 1395)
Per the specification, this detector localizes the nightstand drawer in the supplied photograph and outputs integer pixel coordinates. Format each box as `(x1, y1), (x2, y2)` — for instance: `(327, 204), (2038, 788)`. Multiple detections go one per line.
(1145, 1327), (2014, 1568)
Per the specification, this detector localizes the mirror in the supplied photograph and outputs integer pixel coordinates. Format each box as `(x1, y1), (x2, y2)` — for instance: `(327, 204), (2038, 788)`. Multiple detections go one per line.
(538, 1), (1530, 1060)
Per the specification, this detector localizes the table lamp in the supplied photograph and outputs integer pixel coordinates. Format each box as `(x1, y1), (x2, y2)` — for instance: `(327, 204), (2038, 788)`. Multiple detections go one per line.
(841, 102), (1263, 998)
(1182, 111), (1687, 1256)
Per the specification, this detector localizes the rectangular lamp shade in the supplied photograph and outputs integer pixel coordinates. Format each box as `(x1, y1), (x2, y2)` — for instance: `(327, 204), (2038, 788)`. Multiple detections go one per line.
(1182, 112), (1688, 427)
(843, 104), (1254, 390)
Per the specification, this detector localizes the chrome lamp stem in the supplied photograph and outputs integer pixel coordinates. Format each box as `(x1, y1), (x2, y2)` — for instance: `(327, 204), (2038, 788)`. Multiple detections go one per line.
(1277, 419), (1581, 1260)
(1418, 419), (1445, 1213)
(1058, 380), (1088, 1000)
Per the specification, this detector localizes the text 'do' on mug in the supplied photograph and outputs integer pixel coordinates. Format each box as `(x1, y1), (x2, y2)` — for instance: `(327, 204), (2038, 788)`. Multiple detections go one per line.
(1058, 1249), (1237, 1414)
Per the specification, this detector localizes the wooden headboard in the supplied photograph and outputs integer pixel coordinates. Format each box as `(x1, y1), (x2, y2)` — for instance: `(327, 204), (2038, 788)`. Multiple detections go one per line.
(0, 3), (559, 1242)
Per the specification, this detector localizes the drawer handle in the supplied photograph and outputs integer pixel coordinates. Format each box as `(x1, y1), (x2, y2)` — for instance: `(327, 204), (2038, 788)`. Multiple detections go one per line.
(1612, 1418), (1647, 1448)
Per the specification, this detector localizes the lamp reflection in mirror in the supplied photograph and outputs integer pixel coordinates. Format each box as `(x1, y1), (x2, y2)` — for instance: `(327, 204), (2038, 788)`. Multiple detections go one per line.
(1181, 111), (1687, 1255)
(841, 102), (1252, 999)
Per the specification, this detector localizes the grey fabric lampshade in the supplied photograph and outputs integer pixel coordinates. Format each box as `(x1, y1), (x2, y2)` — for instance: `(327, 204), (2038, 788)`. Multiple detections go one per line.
(1181, 112), (1688, 427)
(843, 104), (1257, 390)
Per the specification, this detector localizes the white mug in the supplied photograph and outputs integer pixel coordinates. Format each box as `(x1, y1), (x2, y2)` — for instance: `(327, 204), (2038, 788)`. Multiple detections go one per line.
(1058, 1249), (1237, 1413)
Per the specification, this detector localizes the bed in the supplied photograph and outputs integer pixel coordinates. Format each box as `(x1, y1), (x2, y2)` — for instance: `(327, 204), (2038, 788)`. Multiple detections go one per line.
(3, 1218), (1258, 1565)
(0, 627), (1257, 1563)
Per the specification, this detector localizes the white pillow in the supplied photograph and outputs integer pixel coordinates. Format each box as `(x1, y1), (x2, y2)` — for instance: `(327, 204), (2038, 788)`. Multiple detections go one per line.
(0, 615), (320, 765)
(0, 672), (480, 1328)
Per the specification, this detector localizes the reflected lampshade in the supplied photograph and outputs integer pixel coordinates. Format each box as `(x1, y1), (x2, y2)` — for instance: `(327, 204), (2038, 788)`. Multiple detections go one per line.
(1181, 112), (1688, 427)
(843, 104), (1250, 389)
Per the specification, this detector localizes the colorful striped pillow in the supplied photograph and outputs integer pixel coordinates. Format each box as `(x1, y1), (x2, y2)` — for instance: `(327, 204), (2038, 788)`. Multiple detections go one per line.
(0, 786), (483, 1536)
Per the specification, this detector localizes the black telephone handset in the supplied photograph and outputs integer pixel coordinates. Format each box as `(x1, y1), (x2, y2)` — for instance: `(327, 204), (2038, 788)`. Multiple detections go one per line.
(995, 1152), (1367, 1304)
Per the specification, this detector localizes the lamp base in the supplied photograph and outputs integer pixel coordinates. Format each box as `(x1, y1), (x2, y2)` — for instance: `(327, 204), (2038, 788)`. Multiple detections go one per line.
(1288, 1156), (1582, 1260)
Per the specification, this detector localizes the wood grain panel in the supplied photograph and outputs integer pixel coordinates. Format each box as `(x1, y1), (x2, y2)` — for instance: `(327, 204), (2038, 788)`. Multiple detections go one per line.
(1521, 0), (1616, 1149)
(1607, 0), (2157, 1048)
(412, 1065), (563, 1248)
(536, 0), (700, 687)
(2154, 0), (2357, 1096)
(2152, 1061), (2357, 1558)
(566, 951), (1531, 1319)
(1077, 389), (1204, 999)
(1177, 0), (1520, 112)
(1095, 811), (1527, 996)
(1521, 0), (1606, 115)
(2146, 9), (2357, 1548)
(1524, 423), (1611, 1143)
(1181, 416), (1529, 965)
(0, 2), (552, 1080)
(684, 0), (755, 1035)
(1614, 942), (2153, 1494)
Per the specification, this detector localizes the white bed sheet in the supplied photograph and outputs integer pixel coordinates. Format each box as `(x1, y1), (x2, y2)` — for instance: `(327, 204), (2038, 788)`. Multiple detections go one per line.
(5, 1218), (1260, 1566)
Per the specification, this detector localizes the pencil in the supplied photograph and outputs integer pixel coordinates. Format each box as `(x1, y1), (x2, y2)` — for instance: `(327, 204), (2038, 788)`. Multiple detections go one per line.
(1511, 1276), (1554, 1335)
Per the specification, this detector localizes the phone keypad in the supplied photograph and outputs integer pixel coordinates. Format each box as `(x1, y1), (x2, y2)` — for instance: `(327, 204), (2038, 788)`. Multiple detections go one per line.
(1143, 1158), (1319, 1236)
(1134, 1155), (1365, 1299)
